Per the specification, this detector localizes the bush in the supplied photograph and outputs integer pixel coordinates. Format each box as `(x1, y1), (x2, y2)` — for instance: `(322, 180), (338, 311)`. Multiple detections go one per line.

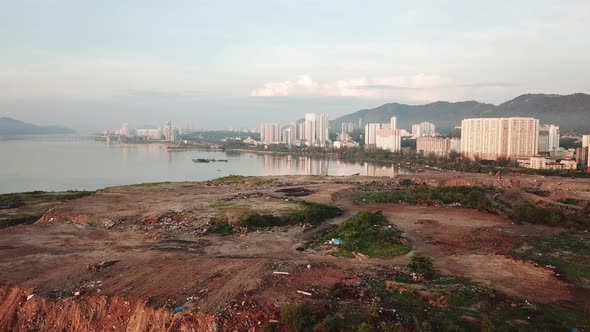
(280, 304), (314, 332)
(356, 186), (494, 212)
(238, 202), (343, 229)
(208, 218), (233, 236)
(313, 211), (411, 258)
(408, 252), (435, 279)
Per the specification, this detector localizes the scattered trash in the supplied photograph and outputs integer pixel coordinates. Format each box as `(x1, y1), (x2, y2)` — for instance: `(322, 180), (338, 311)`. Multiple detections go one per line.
(273, 271), (290, 275)
(330, 238), (343, 246)
(74, 291), (80, 296)
(306, 264), (311, 270)
(297, 290), (312, 296)
(26, 294), (35, 301)
(87, 260), (120, 272)
(173, 306), (184, 313)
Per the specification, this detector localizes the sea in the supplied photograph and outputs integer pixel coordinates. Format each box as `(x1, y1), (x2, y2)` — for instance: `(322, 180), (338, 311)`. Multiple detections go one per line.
(0, 135), (411, 194)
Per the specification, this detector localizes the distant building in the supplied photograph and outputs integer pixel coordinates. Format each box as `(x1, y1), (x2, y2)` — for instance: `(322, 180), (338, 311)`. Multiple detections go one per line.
(260, 123), (281, 144)
(364, 123), (383, 147)
(411, 124), (421, 138)
(576, 147), (589, 167)
(303, 113), (329, 147)
(416, 137), (457, 157)
(137, 129), (162, 140)
(560, 158), (577, 170)
(333, 140), (359, 149)
(163, 121), (175, 142)
(549, 147), (575, 160)
(583, 135), (590, 148)
(461, 117), (539, 160)
(341, 122), (355, 134)
(390, 117), (397, 130)
(538, 124), (560, 153)
(119, 122), (129, 136)
(375, 128), (401, 152)
(411, 122), (435, 137)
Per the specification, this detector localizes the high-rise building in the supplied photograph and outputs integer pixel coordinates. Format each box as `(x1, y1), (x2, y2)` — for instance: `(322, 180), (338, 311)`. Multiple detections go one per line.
(461, 117), (539, 160)
(260, 123), (281, 144)
(163, 121), (174, 142)
(364, 123), (383, 146)
(303, 113), (329, 147)
(390, 117), (397, 130)
(583, 135), (590, 148)
(341, 122), (355, 134)
(119, 122), (129, 136)
(375, 129), (401, 152)
(538, 124), (560, 153)
(420, 122), (435, 137)
(411, 124), (421, 138)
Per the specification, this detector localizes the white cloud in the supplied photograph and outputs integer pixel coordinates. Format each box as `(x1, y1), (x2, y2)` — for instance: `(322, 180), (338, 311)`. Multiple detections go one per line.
(251, 74), (451, 102)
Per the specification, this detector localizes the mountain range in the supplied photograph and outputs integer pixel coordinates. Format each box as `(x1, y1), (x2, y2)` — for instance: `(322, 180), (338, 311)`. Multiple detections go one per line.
(331, 93), (590, 134)
(0, 117), (76, 136)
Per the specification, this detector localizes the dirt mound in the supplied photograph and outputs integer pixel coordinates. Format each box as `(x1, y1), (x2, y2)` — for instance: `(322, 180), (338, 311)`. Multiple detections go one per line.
(0, 285), (217, 332)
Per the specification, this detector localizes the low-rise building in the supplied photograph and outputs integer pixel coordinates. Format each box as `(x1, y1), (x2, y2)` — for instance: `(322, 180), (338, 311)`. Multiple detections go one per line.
(560, 158), (577, 170)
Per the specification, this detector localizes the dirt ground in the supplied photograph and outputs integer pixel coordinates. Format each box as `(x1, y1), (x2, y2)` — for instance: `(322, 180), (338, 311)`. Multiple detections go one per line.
(1, 172), (589, 330)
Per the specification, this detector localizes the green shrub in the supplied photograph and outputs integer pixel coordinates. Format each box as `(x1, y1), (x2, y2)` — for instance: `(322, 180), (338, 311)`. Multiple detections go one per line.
(238, 202), (343, 229)
(280, 304), (314, 332)
(208, 218), (234, 236)
(408, 252), (435, 279)
(312, 211), (411, 258)
(355, 186), (494, 212)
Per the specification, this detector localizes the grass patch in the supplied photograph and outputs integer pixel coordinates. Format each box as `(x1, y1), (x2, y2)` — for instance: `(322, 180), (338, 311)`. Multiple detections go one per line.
(238, 202), (343, 229)
(0, 213), (44, 228)
(355, 186), (495, 212)
(557, 197), (582, 205)
(510, 203), (590, 229)
(511, 232), (590, 286)
(213, 175), (274, 186)
(311, 211), (411, 258)
(207, 218), (234, 236)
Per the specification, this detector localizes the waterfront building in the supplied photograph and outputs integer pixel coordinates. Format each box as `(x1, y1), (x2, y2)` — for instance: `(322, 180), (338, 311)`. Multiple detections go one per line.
(416, 137), (453, 157)
(364, 123), (383, 147)
(375, 128), (401, 152)
(260, 123), (281, 144)
(303, 113), (329, 147)
(333, 140), (359, 149)
(538, 124), (560, 153)
(119, 122), (129, 137)
(136, 129), (163, 140)
(460, 117), (539, 160)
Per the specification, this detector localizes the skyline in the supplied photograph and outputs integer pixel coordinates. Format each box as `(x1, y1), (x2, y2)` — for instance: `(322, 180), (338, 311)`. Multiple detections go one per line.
(1, 1), (589, 131)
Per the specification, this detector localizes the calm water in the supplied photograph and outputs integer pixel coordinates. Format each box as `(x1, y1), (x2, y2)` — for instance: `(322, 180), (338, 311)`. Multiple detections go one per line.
(0, 136), (411, 194)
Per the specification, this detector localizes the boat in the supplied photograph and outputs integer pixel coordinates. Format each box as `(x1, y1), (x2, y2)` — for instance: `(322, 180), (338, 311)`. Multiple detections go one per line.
(192, 158), (229, 163)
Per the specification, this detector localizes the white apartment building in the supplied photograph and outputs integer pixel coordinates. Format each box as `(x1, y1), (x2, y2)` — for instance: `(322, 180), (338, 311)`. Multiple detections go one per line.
(260, 123), (281, 144)
(303, 113), (329, 147)
(417, 137), (452, 156)
(538, 124), (560, 153)
(375, 128), (401, 152)
(583, 135), (590, 148)
(390, 117), (397, 130)
(411, 124), (421, 138)
(364, 123), (383, 146)
(136, 129), (162, 140)
(461, 117), (539, 160)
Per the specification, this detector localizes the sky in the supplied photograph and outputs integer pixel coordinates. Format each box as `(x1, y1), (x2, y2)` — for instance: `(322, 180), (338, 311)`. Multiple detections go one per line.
(1, 0), (589, 132)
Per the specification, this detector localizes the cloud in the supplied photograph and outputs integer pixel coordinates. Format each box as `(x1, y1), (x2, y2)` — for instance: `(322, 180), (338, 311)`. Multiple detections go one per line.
(251, 74), (450, 101)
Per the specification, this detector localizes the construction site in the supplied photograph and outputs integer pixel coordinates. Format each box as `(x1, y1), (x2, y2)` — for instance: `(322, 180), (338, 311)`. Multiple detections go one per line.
(0, 172), (589, 331)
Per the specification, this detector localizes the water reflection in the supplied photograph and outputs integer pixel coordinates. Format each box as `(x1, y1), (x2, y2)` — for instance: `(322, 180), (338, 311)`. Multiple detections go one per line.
(256, 154), (402, 177)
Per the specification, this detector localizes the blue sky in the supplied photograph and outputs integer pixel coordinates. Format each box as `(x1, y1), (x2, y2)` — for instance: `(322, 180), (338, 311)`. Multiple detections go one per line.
(1, 0), (588, 131)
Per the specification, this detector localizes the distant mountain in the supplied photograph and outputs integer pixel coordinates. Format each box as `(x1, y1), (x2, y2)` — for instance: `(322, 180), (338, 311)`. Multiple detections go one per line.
(0, 117), (76, 135)
(331, 93), (590, 134)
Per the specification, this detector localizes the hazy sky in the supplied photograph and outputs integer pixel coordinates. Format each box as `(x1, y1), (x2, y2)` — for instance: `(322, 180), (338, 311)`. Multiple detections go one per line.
(1, 0), (588, 132)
